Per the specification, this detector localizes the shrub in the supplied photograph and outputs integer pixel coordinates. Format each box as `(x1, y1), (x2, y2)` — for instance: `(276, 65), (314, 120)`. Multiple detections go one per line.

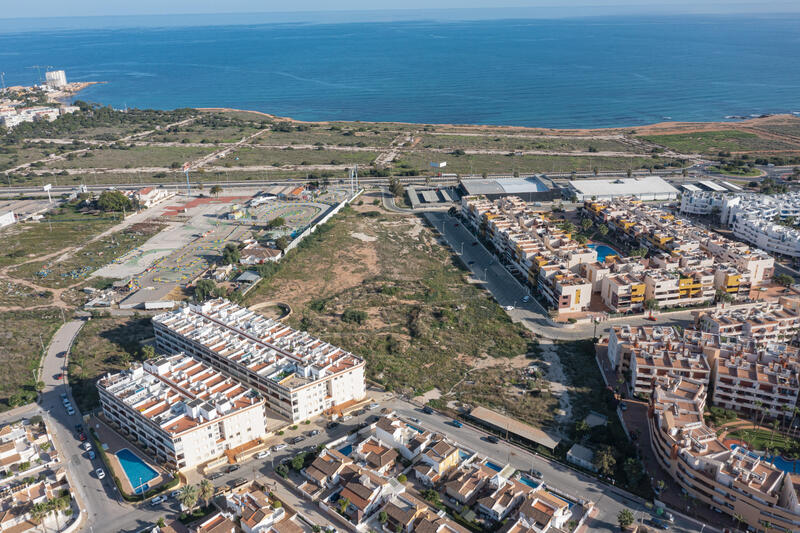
(342, 309), (367, 325)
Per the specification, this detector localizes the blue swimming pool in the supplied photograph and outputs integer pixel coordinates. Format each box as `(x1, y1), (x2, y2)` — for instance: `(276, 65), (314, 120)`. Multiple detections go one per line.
(518, 476), (540, 489)
(731, 444), (800, 474)
(116, 448), (158, 494)
(587, 244), (622, 263)
(338, 444), (353, 456)
(406, 423), (425, 434)
(485, 461), (503, 472)
(459, 450), (472, 461)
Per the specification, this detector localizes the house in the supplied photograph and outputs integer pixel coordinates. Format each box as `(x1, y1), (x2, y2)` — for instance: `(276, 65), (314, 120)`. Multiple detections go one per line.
(135, 187), (174, 208)
(353, 436), (399, 474)
(224, 488), (285, 533)
(332, 464), (402, 525)
(415, 437), (459, 486)
(444, 463), (494, 505)
(240, 243), (282, 265)
(378, 494), (426, 533)
(374, 415), (433, 460)
(502, 490), (571, 533)
(476, 478), (532, 522)
(302, 448), (352, 488)
(192, 512), (237, 533)
(566, 444), (596, 472)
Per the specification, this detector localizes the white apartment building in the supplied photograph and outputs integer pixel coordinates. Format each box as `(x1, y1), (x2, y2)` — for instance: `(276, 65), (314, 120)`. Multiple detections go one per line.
(98, 353), (267, 471)
(720, 193), (800, 257)
(696, 304), (800, 345)
(629, 345), (711, 395)
(153, 299), (366, 423)
(679, 191), (726, 216)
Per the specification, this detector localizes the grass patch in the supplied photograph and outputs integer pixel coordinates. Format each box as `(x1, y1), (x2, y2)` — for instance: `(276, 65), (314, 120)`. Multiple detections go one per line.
(727, 428), (800, 458)
(0, 309), (62, 410)
(706, 165), (762, 177)
(11, 222), (164, 289)
(44, 145), (217, 170)
(246, 207), (533, 396)
(0, 202), (120, 268)
(639, 130), (799, 154)
(224, 146), (379, 167)
(419, 134), (642, 153)
(68, 316), (153, 412)
(0, 280), (54, 308)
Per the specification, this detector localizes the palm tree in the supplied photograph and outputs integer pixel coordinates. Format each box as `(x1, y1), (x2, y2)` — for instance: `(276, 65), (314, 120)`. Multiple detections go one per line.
(198, 479), (214, 509)
(178, 484), (199, 513)
(733, 513), (745, 531)
(769, 419), (780, 447)
(644, 298), (659, 319)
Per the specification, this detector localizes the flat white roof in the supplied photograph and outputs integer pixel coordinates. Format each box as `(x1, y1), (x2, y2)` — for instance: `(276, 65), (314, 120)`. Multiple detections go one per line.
(721, 181), (743, 191)
(699, 180), (727, 192)
(680, 184), (701, 192)
(569, 176), (679, 197)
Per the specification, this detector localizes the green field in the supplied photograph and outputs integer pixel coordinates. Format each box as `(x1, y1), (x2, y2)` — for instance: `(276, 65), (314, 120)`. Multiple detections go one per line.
(639, 130), (800, 154)
(225, 146), (379, 167)
(68, 316), (154, 412)
(11, 222), (164, 289)
(44, 145), (217, 170)
(255, 128), (398, 148)
(419, 134), (641, 153)
(0, 203), (120, 268)
(246, 204), (533, 396)
(0, 309), (62, 411)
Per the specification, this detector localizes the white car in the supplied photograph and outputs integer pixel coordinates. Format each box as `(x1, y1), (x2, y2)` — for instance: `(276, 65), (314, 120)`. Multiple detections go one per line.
(150, 495), (166, 506)
(66, 407), (75, 416)
(255, 450), (270, 459)
(522, 295), (530, 303)
(170, 490), (182, 499)
(95, 468), (105, 480)
(272, 443), (287, 451)
(367, 403), (380, 410)
(82, 442), (92, 451)
(505, 305), (514, 311)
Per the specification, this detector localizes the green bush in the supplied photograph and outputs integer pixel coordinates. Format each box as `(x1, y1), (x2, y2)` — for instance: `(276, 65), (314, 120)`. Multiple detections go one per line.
(341, 308), (367, 325)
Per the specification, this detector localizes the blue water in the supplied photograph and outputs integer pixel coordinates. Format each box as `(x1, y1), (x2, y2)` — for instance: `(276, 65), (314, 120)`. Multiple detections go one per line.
(588, 244), (622, 262)
(406, 423), (425, 434)
(459, 450), (472, 461)
(2, 15), (799, 127)
(730, 444), (800, 474)
(485, 461), (503, 472)
(338, 444), (353, 456)
(116, 448), (158, 493)
(518, 476), (541, 489)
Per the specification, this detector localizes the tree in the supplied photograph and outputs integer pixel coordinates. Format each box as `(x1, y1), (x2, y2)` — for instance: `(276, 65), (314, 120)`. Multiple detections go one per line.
(378, 511), (388, 524)
(178, 484), (199, 512)
(594, 446), (616, 477)
(157, 517), (166, 528)
(35, 381), (45, 392)
(626, 168), (632, 178)
(267, 217), (286, 229)
(275, 236), (290, 251)
(194, 279), (217, 302)
(574, 419), (590, 437)
(198, 479), (214, 508)
(598, 224), (609, 236)
(221, 243), (240, 265)
(644, 298), (659, 319)
(275, 463), (289, 478)
(592, 167), (599, 176)
(581, 218), (593, 231)
(291, 452), (307, 471)
(140, 345), (155, 360)
(774, 273), (794, 287)
(342, 309), (367, 325)
(623, 457), (643, 486)
(389, 177), (404, 198)
(617, 508), (634, 529)
(210, 185), (223, 197)
(97, 190), (132, 212)
(397, 474), (407, 483)
(338, 497), (350, 515)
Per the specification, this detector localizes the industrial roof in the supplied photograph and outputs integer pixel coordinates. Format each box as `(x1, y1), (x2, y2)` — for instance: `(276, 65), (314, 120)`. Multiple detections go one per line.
(469, 406), (560, 450)
(680, 184), (701, 192)
(699, 180), (727, 192)
(721, 181), (743, 191)
(461, 177), (552, 196)
(568, 176), (678, 197)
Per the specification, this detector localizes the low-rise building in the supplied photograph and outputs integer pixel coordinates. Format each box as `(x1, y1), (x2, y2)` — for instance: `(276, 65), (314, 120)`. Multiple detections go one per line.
(695, 304), (800, 345)
(98, 353), (268, 470)
(566, 444), (596, 472)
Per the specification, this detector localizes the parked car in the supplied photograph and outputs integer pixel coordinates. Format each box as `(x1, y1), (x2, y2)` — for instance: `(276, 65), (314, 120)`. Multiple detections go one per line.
(255, 450), (270, 459)
(74, 423), (83, 432)
(208, 472), (224, 480)
(226, 465), (240, 473)
(326, 422), (339, 430)
(367, 403), (380, 410)
(451, 420), (463, 428)
(170, 490), (182, 499)
(88, 450), (96, 460)
(62, 397), (71, 406)
(422, 406), (434, 414)
(290, 436), (306, 444)
(410, 417), (420, 423)
(66, 407), (75, 416)
(342, 415), (352, 422)
(272, 443), (288, 451)
(530, 469), (544, 479)
(308, 430), (320, 437)
(522, 295), (530, 303)
(95, 468), (105, 480)
(486, 435), (499, 444)
(61, 393), (68, 400)
(82, 442), (92, 451)
(150, 495), (166, 506)
(504, 305), (514, 311)
(230, 478), (247, 487)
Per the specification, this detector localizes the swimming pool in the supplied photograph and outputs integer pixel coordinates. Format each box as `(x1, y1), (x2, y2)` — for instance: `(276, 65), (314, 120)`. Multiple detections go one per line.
(406, 423), (425, 434)
(485, 461), (503, 472)
(338, 444), (353, 456)
(587, 244), (622, 263)
(731, 444), (800, 474)
(459, 450), (473, 461)
(518, 476), (540, 489)
(116, 448), (158, 494)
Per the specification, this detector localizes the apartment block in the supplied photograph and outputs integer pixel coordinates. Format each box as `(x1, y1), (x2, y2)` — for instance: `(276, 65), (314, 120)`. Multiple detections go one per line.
(630, 343), (711, 395)
(679, 191), (726, 216)
(153, 299), (366, 423)
(712, 346), (800, 419)
(600, 273), (646, 313)
(98, 353), (268, 470)
(696, 304), (800, 345)
(649, 377), (800, 533)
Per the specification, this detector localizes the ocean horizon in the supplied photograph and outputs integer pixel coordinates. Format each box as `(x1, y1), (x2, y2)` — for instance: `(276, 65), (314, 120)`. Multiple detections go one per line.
(2, 13), (800, 128)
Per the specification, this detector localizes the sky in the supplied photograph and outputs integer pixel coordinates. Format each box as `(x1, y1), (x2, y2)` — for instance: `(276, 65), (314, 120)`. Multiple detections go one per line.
(3, 0), (800, 20)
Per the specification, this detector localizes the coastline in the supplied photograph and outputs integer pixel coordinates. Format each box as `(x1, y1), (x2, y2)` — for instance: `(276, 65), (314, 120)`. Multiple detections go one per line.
(197, 107), (800, 139)
(48, 81), (105, 104)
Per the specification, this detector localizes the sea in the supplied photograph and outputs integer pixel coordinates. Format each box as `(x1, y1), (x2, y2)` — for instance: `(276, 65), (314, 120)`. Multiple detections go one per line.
(1, 12), (800, 128)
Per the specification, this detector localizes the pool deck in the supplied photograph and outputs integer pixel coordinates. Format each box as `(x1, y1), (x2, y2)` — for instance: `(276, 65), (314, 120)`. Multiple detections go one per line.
(92, 416), (170, 496)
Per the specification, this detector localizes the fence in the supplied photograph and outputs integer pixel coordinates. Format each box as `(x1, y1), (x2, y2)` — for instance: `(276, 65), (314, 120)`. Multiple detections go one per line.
(282, 189), (362, 254)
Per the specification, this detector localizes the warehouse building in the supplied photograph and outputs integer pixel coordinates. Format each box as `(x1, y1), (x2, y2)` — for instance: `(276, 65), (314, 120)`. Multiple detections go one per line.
(458, 176), (561, 202)
(567, 176), (678, 202)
